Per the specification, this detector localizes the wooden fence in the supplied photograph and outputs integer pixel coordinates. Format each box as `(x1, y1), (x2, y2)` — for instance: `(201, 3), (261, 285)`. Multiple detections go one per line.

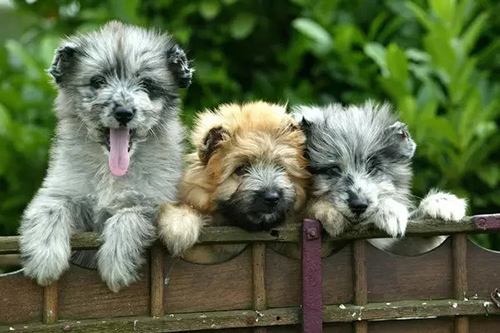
(1, 215), (500, 332)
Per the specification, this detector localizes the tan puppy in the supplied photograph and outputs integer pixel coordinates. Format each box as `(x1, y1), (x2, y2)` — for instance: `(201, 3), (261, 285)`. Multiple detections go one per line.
(158, 101), (310, 256)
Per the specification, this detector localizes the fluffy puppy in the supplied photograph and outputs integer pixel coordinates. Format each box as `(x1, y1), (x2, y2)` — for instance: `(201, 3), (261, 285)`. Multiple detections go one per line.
(158, 102), (310, 256)
(19, 21), (193, 292)
(292, 102), (466, 253)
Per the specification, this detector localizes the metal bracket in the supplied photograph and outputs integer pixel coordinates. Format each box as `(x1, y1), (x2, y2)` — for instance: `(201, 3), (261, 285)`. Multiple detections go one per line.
(302, 219), (322, 333)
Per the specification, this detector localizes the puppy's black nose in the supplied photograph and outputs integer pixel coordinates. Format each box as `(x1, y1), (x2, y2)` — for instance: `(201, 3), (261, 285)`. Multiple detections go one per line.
(263, 191), (280, 207)
(348, 195), (368, 215)
(114, 107), (134, 125)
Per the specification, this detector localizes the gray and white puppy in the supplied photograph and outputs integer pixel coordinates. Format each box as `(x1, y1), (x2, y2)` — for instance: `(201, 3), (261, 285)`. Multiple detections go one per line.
(19, 21), (193, 292)
(292, 102), (466, 253)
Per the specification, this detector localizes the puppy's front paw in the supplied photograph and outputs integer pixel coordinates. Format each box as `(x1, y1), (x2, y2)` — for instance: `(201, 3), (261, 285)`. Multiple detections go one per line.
(20, 204), (73, 286)
(22, 245), (71, 286)
(374, 199), (408, 237)
(158, 203), (204, 257)
(416, 190), (467, 222)
(98, 209), (155, 292)
(309, 199), (349, 237)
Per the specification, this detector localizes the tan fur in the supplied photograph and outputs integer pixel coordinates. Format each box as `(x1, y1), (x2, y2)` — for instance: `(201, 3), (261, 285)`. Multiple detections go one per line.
(158, 101), (310, 257)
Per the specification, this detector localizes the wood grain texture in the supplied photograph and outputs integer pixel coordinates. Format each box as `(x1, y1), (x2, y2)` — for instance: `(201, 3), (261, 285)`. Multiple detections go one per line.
(58, 264), (150, 319)
(150, 245), (165, 317)
(3, 217), (500, 254)
(43, 282), (58, 324)
(366, 238), (453, 302)
(353, 240), (367, 333)
(469, 317), (500, 333)
(265, 243), (353, 309)
(252, 243), (267, 333)
(467, 238), (500, 299)
(164, 247), (253, 313)
(3, 300), (499, 332)
(252, 243), (267, 311)
(369, 318), (454, 333)
(0, 271), (43, 325)
(453, 234), (469, 333)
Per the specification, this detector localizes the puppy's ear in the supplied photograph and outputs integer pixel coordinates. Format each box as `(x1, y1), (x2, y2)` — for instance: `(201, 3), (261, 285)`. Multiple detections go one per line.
(49, 43), (79, 86)
(198, 126), (227, 164)
(167, 43), (193, 88)
(388, 121), (416, 159)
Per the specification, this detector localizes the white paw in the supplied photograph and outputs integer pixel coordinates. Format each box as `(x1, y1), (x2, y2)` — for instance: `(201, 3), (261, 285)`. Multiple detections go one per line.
(97, 210), (155, 293)
(417, 190), (467, 222)
(98, 256), (139, 293)
(22, 245), (71, 286)
(374, 199), (408, 237)
(20, 203), (73, 286)
(158, 203), (204, 256)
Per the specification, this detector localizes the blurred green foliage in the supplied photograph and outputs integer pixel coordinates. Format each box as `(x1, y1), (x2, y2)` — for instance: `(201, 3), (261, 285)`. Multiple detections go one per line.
(0, 0), (499, 248)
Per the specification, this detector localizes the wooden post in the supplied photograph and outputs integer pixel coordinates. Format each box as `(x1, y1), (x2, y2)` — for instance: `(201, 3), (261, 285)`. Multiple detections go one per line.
(150, 245), (165, 317)
(252, 243), (267, 333)
(353, 240), (368, 333)
(453, 233), (469, 333)
(43, 282), (58, 324)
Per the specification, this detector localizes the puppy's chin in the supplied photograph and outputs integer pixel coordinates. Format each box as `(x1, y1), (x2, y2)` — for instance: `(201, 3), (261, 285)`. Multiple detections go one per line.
(237, 212), (286, 231)
(218, 201), (287, 231)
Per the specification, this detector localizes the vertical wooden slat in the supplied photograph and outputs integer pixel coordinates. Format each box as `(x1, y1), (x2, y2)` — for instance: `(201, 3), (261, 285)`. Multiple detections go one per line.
(353, 239), (368, 333)
(252, 242), (267, 333)
(150, 245), (165, 317)
(453, 233), (469, 333)
(43, 281), (58, 324)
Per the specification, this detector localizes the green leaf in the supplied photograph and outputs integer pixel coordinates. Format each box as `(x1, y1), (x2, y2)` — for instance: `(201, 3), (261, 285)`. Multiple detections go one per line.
(386, 43), (408, 84)
(199, 0), (220, 20)
(461, 12), (488, 53)
(430, 0), (455, 24)
(230, 13), (256, 39)
(292, 18), (333, 50)
(0, 103), (12, 136)
(364, 42), (388, 76)
(406, 2), (434, 31)
(478, 165), (500, 188)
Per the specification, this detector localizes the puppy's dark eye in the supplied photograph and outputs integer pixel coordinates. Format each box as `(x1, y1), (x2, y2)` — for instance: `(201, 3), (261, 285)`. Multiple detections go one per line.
(141, 78), (162, 98)
(367, 158), (383, 175)
(90, 75), (106, 89)
(368, 165), (383, 175)
(309, 164), (342, 177)
(326, 165), (342, 177)
(234, 165), (248, 176)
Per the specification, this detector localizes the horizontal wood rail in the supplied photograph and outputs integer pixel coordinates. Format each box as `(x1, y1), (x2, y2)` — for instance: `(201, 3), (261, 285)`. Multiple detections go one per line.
(2, 299), (499, 332)
(1, 215), (499, 254)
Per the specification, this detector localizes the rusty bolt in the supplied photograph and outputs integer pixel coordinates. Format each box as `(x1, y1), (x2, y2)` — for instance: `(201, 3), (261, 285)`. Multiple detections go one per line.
(476, 217), (487, 229)
(306, 227), (319, 240)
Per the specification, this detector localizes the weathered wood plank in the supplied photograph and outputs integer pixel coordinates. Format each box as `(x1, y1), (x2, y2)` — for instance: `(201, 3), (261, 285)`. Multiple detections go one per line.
(2, 216), (500, 254)
(353, 240), (368, 333)
(366, 238), (453, 302)
(3, 299), (499, 332)
(0, 271), (43, 325)
(323, 299), (500, 322)
(453, 233), (469, 333)
(43, 282), (58, 324)
(163, 248), (253, 313)
(150, 245), (165, 317)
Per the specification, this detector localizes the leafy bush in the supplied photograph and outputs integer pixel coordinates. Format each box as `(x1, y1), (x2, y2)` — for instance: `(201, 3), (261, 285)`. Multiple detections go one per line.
(1, 0), (499, 248)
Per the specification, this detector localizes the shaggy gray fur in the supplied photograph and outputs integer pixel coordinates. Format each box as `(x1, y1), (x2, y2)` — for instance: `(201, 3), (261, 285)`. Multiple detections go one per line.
(19, 21), (192, 292)
(293, 101), (466, 254)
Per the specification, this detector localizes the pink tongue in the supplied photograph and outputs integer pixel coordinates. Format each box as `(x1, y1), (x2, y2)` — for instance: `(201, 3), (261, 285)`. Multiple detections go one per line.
(109, 128), (130, 176)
